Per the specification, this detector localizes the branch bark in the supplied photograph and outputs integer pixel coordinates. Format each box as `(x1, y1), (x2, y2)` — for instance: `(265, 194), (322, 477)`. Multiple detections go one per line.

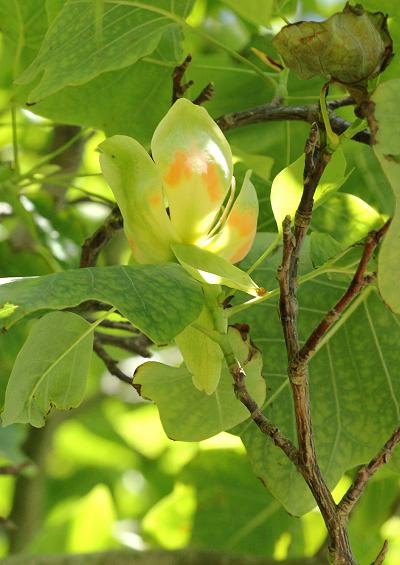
(216, 101), (370, 144)
(79, 206), (123, 267)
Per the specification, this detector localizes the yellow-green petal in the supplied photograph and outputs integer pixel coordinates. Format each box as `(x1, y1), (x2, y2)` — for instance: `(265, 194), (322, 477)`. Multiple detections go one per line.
(203, 171), (258, 264)
(151, 98), (233, 244)
(99, 135), (178, 264)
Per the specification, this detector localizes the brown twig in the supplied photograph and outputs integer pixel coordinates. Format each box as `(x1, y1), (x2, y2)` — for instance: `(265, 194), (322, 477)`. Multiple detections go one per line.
(79, 206), (123, 267)
(220, 335), (299, 466)
(298, 220), (391, 365)
(339, 427), (400, 519)
(372, 540), (389, 565)
(94, 331), (152, 357)
(0, 463), (29, 476)
(91, 319), (140, 333)
(193, 82), (215, 105)
(172, 54), (194, 104)
(216, 101), (370, 145)
(93, 337), (137, 387)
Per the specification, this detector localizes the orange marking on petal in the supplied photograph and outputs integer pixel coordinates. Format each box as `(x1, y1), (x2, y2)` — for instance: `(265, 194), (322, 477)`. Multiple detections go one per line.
(202, 162), (221, 202)
(228, 209), (256, 236)
(128, 238), (136, 251)
(230, 240), (252, 264)
(163, 150), (187, 187)
(149, 193), (162, 208)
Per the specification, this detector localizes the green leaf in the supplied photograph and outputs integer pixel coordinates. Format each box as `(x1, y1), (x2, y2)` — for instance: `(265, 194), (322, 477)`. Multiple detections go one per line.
(235, 235), (400, 515)
(171, 243), (261, 296)
(134, 327), (265, 441)
(175, 307), (224, 395)
(374, 154), (400, 313)
(0, 425), (27, 464)
(177, 449), (305, 557)
(370, 79), (400, 313)
(16, 0), (194, 102)
(2, 312), (93, 427)
(144, 449), (306, 556)
(220, 0), (273, 27)
(309, 232), (344, 267)
(270, 148), (348, 231)
(0, 264), (203, 345)
(372, 79), (400, 155)
(311, 192), (382, 247)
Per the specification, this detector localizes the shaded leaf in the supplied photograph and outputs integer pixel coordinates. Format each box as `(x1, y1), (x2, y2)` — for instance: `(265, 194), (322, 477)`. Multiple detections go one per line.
(134, 327), (265, 441)
(0, 264), (203, 344)
(2, 312), (93, 427)
(17, 0), (194, 102)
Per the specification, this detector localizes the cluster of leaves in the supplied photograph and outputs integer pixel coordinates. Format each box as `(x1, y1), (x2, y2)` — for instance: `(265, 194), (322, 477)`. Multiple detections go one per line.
(1, 0), (400, 563)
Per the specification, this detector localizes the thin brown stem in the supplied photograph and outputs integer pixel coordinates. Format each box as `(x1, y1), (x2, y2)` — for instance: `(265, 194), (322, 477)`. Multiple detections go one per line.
(193, 82), (214, 105)
(0, 463), (29, 476)
(220, 333), (299, 467)
(339, 427), (400, 519)
(79, 206), (123, 267)
(298, 220), (391, 365)
(93, 337), (137, 388)
(171, 54), (194, 104)
(372, 541), (389, 565)
(216, 101), (370, 145)
(94, 331), (152, 357)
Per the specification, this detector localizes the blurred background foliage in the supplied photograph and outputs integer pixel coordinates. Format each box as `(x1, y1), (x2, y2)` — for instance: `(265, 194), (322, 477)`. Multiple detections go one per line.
(0, 0), (400, 563)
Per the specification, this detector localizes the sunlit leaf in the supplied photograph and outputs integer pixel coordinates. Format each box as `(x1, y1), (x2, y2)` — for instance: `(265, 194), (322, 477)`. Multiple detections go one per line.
(2, 312), (93, 427)
(270, 148), (348, 232)
(172, 243), (261, 296)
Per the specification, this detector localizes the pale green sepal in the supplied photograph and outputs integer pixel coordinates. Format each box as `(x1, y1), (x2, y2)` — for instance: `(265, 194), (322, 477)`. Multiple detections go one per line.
(99, 135), (178, 263)
(134, 326), (266, 441)
(175, 307), (223, 395)
(271, 148), (347, 231)
(171, 243), (261, 296)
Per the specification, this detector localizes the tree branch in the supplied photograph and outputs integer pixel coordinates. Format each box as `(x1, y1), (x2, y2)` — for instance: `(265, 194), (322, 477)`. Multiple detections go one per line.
(220, 333), (300, 467)
(0, 463), (29, 476)
(94, 331), (152, 357)
(297, 220), (391, 365)
(216, 101), (370, 145)
(172, 54), (194, 104)
(372, 541), (389, 565)
(93, 337), (137, 387)
(339, 427), (400, 518)
(276, 125), (358, 563)
(79, 206), (123, 267)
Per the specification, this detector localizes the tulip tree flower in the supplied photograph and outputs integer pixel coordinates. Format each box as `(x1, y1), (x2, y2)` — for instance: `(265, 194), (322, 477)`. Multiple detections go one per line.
(99, 98), (261, 394)
(99, 97), (258, 267)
